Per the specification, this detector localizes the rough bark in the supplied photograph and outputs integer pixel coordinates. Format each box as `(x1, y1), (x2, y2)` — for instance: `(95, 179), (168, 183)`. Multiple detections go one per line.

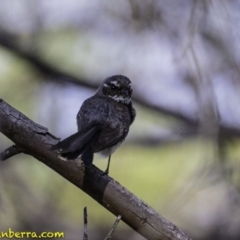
(0, 99), (191, 240)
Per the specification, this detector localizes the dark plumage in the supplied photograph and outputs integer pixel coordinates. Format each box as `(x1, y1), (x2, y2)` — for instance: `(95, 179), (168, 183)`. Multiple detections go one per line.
(52, 75), (136, 174)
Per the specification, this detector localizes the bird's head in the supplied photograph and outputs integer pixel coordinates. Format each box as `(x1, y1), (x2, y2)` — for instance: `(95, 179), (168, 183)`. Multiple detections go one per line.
(97, 75), (133, 104)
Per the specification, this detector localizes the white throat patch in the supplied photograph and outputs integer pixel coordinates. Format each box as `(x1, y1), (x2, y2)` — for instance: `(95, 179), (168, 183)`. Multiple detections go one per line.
(110, 95), (131, 104)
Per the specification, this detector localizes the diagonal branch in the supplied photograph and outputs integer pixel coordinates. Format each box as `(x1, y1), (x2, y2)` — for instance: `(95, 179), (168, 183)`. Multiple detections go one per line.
(0, 30), (96, 89)
(0, 29), (196, 124)
(0, 98), (191, 240)
(0, 30), (240, 141)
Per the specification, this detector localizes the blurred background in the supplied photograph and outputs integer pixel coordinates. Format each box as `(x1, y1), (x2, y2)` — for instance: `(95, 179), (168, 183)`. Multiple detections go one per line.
(1, 1), (240, 239)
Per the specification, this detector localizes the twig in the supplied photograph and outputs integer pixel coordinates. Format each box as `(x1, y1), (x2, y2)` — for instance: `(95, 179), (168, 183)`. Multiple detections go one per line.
(83, 207), (88, 240)
(0, 145), (22, 161)
(104, 215), (122, 240)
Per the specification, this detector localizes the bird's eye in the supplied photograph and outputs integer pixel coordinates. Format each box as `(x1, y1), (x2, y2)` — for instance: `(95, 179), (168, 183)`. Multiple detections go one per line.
(110, 84), (118, 90)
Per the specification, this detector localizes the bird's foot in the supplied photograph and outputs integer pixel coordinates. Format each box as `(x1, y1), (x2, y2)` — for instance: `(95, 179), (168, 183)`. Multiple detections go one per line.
(101, 169), (109, 176)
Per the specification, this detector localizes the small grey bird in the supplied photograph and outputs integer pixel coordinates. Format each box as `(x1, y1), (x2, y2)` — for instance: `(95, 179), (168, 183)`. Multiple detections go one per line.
(52, 75), (136, 174)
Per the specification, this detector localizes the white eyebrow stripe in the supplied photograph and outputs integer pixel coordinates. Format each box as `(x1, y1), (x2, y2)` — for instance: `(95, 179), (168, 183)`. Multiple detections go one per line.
(111, 81), (121, 87)
(103, 84), (109, 87)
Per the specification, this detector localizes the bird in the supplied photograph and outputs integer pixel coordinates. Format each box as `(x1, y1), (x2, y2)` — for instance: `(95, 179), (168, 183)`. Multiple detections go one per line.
(52, 75), (136, 174)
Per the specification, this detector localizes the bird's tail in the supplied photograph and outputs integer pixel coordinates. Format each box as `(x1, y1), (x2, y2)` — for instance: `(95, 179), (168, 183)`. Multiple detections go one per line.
(52, 126), (100, 165)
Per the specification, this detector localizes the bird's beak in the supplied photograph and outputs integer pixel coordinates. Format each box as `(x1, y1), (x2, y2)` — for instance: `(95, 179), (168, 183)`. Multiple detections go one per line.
(121, 89), (129, 97)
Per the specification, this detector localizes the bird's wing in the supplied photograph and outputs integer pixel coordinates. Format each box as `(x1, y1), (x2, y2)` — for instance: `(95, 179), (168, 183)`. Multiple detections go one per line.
(78, 97), (130, 152)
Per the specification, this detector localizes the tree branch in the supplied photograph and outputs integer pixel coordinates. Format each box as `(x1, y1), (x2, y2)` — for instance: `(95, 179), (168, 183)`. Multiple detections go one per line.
(0, 99), (191, 240)
(0, 145), (22, 161)
(0, 29), (197, 125)
(0, 30), (240, 141)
